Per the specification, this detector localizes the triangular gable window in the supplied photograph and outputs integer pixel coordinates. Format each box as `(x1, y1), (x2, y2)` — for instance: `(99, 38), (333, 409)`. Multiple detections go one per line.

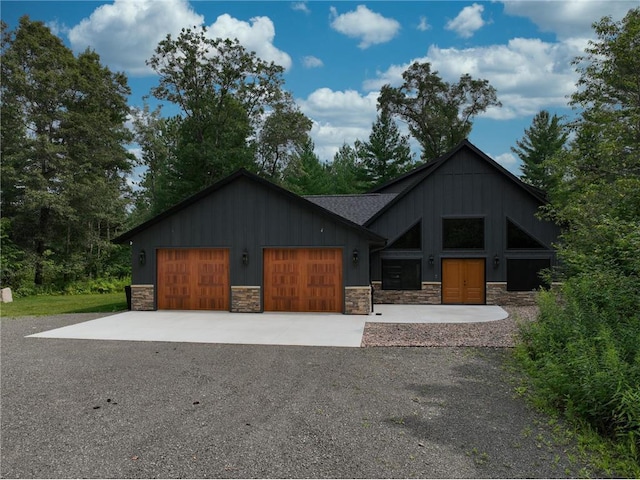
(388, 221), (421, 249)
(507, 219), (546, 249)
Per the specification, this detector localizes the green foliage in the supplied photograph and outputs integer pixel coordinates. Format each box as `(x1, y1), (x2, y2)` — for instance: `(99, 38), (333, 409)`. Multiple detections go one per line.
(257, 96), (313, 182)
(517, 274), (640, 466)
(1, 16), (134, 288)
(515, 9), (640, 473)
(357, 112), (415, 188)
(511, 110), (568, 192)
(378, 61), (501, 161)
(328, 143), (370, 194)
(284, 139), (332, 195)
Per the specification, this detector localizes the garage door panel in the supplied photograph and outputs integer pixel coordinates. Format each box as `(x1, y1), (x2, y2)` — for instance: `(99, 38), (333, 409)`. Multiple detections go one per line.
(157, 248), (229, 310)
(264, 248), (343, 312)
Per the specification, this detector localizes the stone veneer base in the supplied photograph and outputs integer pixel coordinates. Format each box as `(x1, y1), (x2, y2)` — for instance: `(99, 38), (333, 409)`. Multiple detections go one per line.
(344, 286), (372, 315)
(131, 284), (155, 311)
(231, 286), (262, 313)
(372, 281), (543, 306)
(372, 282), (441, 305)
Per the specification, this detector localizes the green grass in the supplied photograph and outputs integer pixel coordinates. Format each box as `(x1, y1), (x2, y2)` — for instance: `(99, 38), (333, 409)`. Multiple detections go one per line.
(0, 292), (128, 317)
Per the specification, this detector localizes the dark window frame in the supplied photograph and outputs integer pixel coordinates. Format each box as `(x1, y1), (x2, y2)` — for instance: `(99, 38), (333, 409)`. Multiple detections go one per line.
(506, 258), (551, 291)
(388, 220), (422, 250)
(381, 258), (422, 290)
(442, 217), (485, 250)
(506, 218), (547, 250)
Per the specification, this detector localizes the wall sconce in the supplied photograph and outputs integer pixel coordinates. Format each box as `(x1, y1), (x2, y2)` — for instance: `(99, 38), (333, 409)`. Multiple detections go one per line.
(493, 254), (500, 268)
(242, 249), (249, 266)
(428, 254), (434, 266)
(352, 248), (359, 265)
(139, 250), (146, 266)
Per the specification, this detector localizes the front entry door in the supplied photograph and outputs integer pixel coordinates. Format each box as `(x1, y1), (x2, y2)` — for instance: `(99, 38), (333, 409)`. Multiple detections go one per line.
(442, 258), (485, 304)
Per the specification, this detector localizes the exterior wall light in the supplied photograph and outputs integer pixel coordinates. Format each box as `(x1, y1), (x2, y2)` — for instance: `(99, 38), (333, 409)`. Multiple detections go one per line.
(493, 254), (500, 268)
(428, 254), (434, 266)
(139, 250), (146, 266)
(242, 249), (249, 266)
(352, 248), (359, 265)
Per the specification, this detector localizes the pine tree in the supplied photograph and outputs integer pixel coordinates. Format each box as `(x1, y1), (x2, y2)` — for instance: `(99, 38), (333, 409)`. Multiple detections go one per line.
(511, 110), (568, 192)
(357, 112), (415, 188)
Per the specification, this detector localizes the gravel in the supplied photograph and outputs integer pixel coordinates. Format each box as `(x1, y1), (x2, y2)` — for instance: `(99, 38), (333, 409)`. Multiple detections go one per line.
(1, 310), (602, 479)
(362, 306), (539, 348)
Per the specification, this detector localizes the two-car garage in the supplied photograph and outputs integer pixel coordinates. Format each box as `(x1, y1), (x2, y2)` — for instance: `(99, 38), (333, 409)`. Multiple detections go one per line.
(156, 248), (343, 313)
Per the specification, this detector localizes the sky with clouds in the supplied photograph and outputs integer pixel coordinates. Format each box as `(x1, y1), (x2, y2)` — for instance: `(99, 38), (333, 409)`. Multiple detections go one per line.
(2, 0), (636, 175)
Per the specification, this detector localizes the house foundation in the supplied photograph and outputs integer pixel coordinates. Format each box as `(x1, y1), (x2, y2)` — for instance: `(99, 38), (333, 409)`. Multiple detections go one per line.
(371, 281), (441, 305)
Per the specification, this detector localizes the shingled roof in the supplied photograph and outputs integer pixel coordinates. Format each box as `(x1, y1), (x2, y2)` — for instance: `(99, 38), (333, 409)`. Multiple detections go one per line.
(304, 193), (398, 226)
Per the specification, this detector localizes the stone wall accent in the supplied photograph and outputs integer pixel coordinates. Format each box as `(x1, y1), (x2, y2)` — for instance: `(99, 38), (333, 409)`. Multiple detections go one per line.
(372, 281), (441, 305)
(344, 286), (371, 315)
(486, 282), (538, 306)
(231, 286), (261, 313)
(131, 284), (155, 311)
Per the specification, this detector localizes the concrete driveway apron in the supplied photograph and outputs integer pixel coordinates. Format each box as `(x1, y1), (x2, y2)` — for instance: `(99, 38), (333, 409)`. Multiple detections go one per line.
(27, 306), (507, 347)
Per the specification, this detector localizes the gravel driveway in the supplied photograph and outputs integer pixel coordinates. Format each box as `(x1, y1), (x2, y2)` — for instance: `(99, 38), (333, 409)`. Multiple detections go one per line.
(2, 313), (597, 479)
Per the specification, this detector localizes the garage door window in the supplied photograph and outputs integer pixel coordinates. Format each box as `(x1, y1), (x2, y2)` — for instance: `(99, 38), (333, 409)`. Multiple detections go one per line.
(382, 259), (421, 290)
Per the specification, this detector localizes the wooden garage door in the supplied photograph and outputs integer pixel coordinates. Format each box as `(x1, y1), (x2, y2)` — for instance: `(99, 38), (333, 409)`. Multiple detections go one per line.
(442, 258), (485, 304)
(157, 249), (229, 310)
(264, 248), (343, 312)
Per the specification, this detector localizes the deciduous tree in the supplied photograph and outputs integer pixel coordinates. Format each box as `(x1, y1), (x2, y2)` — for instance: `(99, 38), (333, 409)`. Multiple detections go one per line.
(378, 61), (501, 161)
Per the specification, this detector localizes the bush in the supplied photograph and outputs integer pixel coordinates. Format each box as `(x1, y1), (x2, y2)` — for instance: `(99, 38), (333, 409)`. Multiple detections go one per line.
(517, 270), (640, 462)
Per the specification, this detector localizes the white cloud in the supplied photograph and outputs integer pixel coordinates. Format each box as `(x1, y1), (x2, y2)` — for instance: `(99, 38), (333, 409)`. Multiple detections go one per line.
(362, 37), (583, 120)
(68, 0), (204, 76)
(493, 152), (519, 171)
(207, 14), (292, 70)
(302, 56), (324, 68)
(445, 3), (486, 39)
(291, 2), (310, 14)
(417, 16), (431, 32)
(502, 0), (633, 40)
(67, 0), (291, 76)
(297, 88), (380, 161)
(329, 5), (401, 49)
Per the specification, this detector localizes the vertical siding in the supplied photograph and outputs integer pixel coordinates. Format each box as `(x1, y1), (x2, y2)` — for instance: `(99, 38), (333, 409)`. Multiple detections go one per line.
(368, 149), (559, 283)
(130, 176), (373, 288)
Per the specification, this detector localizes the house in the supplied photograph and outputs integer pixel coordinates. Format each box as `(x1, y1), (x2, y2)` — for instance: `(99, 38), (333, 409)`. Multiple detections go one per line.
(113, 140), (559, 313)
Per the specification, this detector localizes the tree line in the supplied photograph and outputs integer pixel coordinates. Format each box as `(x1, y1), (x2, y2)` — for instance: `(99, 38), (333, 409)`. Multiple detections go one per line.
(1, 16), (499, 290)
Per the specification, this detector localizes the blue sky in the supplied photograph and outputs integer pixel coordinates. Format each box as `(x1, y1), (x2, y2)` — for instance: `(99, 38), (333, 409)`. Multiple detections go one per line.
(2, 0), (636, 175)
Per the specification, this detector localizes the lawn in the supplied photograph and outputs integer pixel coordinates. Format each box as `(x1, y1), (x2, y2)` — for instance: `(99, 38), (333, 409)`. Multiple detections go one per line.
(0, 292), (128, 317)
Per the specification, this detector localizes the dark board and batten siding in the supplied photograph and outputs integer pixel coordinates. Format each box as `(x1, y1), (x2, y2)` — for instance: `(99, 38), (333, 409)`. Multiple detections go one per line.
(367, 148), (559, 283)
(129, 176), (373, 289)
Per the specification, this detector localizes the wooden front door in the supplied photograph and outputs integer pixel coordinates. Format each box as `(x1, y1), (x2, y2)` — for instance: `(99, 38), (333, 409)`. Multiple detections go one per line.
(442, 258), (485, 304)
(157, 248), (229, 310)
(263, 248), (343, 312)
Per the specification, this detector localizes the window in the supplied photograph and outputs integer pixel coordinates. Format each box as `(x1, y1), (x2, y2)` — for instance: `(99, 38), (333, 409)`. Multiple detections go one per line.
(507, 219), (546, 249)
(382, 259), (421, 290)
(507, 258), (551, 291)
(388, 222), (421, 249)
(443, 218), (484, 249)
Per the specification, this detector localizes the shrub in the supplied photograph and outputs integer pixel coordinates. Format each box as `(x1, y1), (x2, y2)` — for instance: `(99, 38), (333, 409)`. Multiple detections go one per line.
(517, 270), (640, 462)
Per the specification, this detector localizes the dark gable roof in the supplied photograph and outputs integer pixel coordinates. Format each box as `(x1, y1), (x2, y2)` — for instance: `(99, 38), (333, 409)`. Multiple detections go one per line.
(304, 193), (397, 226)
(364, 139), (549, 226)
(112, 169), (386, 245)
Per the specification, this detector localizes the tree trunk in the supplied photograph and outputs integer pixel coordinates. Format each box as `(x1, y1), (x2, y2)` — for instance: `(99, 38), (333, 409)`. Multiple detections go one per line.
(34, 207), (50, 285)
